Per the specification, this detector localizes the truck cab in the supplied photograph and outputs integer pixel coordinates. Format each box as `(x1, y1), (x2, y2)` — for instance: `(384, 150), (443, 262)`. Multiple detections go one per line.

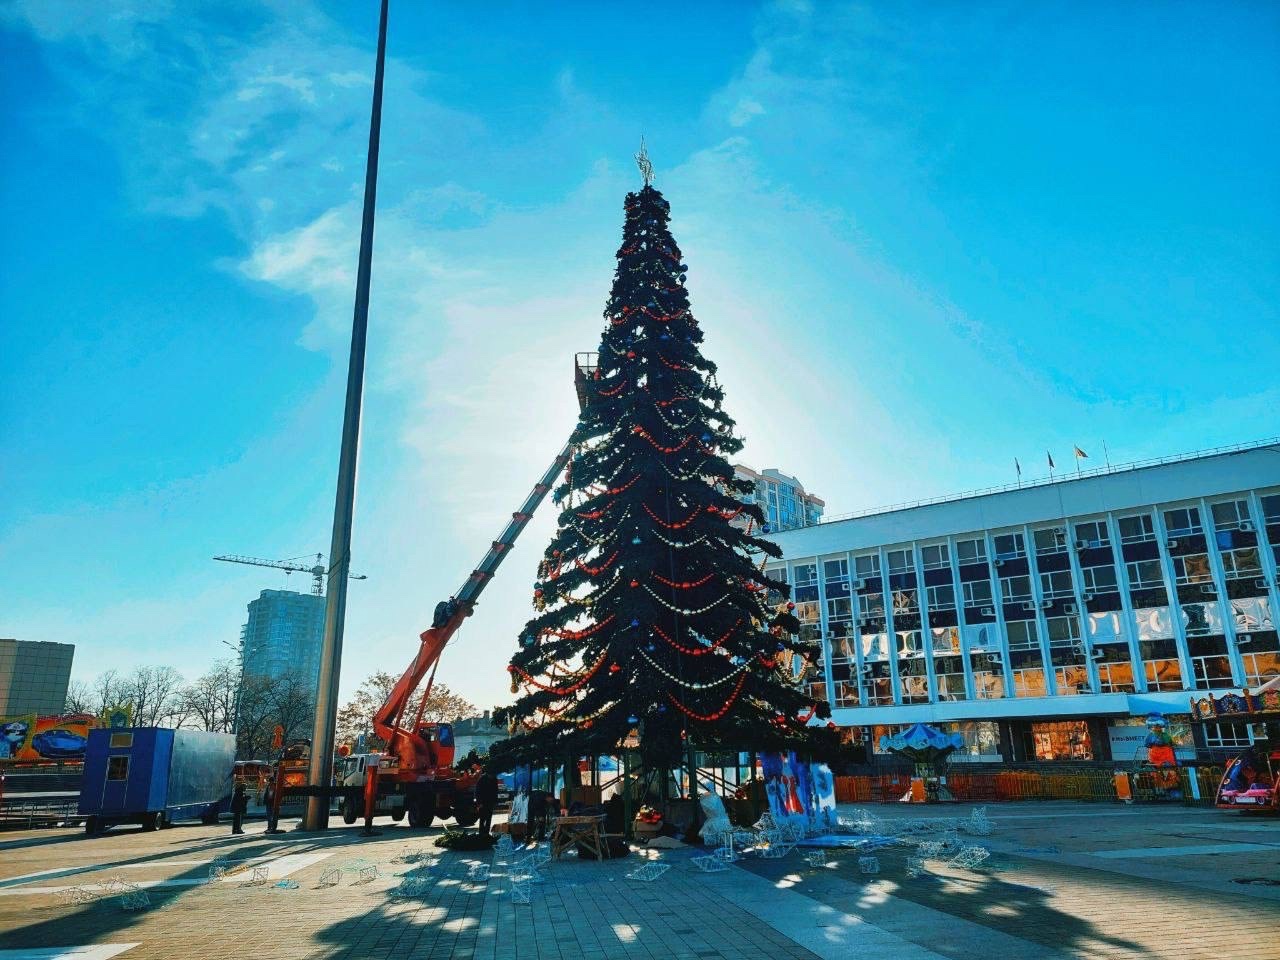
(336, 752), (406, 824)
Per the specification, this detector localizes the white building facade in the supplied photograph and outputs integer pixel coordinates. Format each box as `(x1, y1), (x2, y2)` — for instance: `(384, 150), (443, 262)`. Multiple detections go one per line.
(764, 440), (1280, 763)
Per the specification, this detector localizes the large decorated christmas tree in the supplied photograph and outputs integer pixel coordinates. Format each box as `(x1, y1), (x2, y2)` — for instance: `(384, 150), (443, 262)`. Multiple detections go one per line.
(491, 153), (832, 771)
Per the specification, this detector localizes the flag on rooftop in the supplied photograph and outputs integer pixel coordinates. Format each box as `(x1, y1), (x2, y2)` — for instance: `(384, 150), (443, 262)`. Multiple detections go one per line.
(1074, 446), (1089, 459)
(1047, 450), (1055, 470)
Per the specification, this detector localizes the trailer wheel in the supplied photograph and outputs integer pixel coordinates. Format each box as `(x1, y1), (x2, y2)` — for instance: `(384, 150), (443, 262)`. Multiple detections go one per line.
(341, 800), (357, 825)
(84, 816), (100, 836)
(453, 807), (478, 828)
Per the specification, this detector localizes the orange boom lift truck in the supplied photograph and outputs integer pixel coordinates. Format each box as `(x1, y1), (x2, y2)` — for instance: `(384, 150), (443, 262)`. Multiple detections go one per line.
(330, 354), (598, 831)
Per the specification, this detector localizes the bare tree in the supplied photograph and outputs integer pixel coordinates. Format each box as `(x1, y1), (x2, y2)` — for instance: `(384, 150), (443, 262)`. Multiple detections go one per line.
(181, 660), (240, 732)
(92, 669), (123, 714)
(64, 679), (94, 715)
(120, 665), (187, 728)
(337, 671), (478, 752)
(235, 671), (316, 759)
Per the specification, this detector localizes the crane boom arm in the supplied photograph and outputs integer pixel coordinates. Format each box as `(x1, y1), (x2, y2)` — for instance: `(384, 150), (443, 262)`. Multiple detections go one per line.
(372, 440), (573, 749)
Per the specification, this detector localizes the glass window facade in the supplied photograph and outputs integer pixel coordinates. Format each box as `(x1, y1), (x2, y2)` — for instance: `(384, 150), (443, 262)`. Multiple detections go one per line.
(765, 464), (1280, 731)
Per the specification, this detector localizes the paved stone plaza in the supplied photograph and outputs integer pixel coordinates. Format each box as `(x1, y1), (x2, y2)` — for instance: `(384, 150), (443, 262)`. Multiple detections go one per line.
(0, 803), (1276, 960)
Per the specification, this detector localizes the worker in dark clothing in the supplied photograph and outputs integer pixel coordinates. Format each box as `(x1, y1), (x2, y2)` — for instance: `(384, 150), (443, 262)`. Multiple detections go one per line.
(231, 783), (248, 835)
(527, 788), (547, 842)
(475, 771), (499, 836)
(264, 781), (280, 833)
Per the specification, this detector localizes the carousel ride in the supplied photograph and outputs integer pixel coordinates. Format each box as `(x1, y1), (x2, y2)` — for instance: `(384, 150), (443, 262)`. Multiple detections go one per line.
(1190, 676), (1280, 812)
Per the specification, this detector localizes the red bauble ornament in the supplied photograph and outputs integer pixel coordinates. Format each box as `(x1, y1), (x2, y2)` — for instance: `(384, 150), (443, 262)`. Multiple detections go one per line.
(787, 601), (796, 610)
(553, 549), (561, 557)
(609, 663), (621, 673)
(630, 579), (639, 587)
(534, 589), (543, 598)
(506, 665), (515, 672)
(627, 350), (636, 359)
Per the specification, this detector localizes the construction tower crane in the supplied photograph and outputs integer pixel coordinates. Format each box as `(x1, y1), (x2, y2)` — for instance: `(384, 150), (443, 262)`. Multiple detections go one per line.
(213, 553), (367, 596)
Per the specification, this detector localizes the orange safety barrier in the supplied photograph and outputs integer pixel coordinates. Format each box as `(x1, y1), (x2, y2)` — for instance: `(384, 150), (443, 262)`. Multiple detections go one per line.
(836, 767), (1220, 806)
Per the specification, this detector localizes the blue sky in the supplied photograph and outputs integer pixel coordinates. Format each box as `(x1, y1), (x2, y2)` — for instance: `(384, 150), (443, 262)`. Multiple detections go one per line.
(2, 1), (1278, 712)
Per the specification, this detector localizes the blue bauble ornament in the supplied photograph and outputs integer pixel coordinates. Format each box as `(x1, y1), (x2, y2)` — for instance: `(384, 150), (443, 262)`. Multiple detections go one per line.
(628, 715), (640, 725)
(657, 704), (667, 713)
(630, 618), (640, 627)
(632, 536), (642, 545)
(776, 642), (786, 651)
(647, 643), (656, 652)
(701, 433), (711, 442)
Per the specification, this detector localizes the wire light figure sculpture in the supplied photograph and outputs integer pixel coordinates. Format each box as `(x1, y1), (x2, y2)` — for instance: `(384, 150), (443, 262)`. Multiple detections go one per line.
(636, 137), (654, 186)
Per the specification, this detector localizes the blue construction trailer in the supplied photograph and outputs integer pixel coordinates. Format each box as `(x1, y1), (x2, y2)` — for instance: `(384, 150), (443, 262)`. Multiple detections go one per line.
(79, 728), (237, 834)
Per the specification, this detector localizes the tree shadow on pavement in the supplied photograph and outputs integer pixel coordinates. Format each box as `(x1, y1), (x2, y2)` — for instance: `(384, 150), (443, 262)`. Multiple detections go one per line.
(0, 822), (424, 953)
(742, 852), (1153, 960)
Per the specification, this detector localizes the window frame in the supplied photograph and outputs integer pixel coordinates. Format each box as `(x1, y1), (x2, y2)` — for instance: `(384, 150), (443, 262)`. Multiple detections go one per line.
(1081, 564), (1119, 594)
(955, 538), (987, 565)
(823, 558), (849, 582)
(1039, 570), (1074, 599)
(993, 533), (1026, 561)
(1125, 560), (1164, 590)
(1164, 506), (1202, 537)
(1000, 574), (1032, 602)
(1118, 514), (1155, 543)
(886, 548), (914, 575)
(920, 543), (950, 570)
(1033, 527), (1067, 555)
(1006, 619), (1040, 651)
(962, 580), (993, 608)
(926, 583), (956, 609)
(793, 563), (818, 588)
(1261, 494), (1280, 524)
(1073, 520), (1110, 549)
(1221, 548), (1262, 580)
(1210, 499), (1250, 531)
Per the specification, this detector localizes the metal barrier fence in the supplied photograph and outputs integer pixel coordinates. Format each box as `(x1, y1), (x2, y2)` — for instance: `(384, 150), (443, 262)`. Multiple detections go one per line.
(0, 796), (83, 830)
(835, 766), (1224, 806)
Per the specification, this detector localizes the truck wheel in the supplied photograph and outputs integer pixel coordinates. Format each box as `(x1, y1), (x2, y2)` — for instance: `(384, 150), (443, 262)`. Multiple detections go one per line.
(391, 808), (405, 822)
(85, 816), (100, 835)
(341, 800), (357, 826)
(407, 800), (433, 829)
(453, 807), (478, 828)
(142, 813), (159, 832)
(201, 809), (220, 826)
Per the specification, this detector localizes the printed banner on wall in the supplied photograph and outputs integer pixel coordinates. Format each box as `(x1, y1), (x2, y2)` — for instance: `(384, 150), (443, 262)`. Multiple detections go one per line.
(0, 714), (95, 761)
(1, 714), (37, 760)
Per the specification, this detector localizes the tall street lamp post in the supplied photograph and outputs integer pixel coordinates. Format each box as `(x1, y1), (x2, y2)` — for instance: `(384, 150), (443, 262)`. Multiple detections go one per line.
(303, 0), (389, 831)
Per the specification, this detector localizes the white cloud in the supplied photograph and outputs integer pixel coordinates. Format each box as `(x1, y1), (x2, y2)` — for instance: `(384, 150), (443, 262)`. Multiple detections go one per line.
(728, 97), (765, 126)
